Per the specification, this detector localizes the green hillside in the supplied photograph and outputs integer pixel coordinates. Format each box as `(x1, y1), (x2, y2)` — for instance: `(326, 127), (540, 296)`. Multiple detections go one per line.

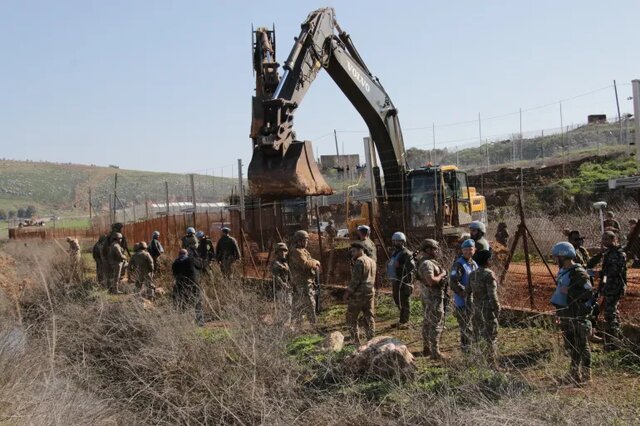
(0, 160), (236, 218)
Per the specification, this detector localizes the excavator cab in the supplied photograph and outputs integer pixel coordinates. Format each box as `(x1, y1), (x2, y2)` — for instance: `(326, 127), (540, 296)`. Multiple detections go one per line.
(408, 166), (483, 235)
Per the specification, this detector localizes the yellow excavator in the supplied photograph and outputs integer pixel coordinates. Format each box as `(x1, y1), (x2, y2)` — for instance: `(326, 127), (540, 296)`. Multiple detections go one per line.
(249, 8), (486, 239)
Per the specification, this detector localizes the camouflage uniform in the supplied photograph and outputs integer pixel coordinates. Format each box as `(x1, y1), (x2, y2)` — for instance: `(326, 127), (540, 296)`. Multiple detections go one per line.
(554, 264), (593, 382)
(92, 235), (107, 286)
(361, 237), (377, 263)
(271, 258), (292, 321)
(588, 246), (627, 348)
(216, 234), (241, 279)
(129, 249), (155, 298)
(417, 256), (446, 357)
(148, 237), (164, 273)
(466, 267), (500, 363)
(574, 246), (590, 267)
(388, 246), (415, 325)
(107, 240), (127, 294)
(289, 245), (319, 324)
(181, 234), (199, 251)
(346, 254), (376, 343)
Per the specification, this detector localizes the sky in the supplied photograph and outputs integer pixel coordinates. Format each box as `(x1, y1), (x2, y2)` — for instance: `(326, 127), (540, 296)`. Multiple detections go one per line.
(1, 0), (639, 176)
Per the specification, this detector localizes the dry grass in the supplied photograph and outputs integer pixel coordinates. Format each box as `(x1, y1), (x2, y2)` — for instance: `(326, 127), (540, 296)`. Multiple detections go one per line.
(1, 240), (640, 425)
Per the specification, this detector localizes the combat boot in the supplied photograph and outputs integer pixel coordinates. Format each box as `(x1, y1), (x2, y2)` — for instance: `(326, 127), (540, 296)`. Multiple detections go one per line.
(422, 345), (431, 358)
(580, 367), (592, 385)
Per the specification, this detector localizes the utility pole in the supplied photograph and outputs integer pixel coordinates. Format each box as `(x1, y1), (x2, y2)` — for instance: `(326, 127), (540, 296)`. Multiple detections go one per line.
(455, 146), (459, 167)
(632, 79), (640, 161)
(165, 181), (170, 215)
(113, 173), (118, 224)
(560, 102), (565, 177)
(519, 108), (524, 191)
(614, 80), (623, 146)
(333, 129), (340, 156)
(145, 194), (149, 219)
(238, 159), (245, 221)
(432, 122), (436, 165)
(189, 173), (197, 228)
(89, 188), (92, 222)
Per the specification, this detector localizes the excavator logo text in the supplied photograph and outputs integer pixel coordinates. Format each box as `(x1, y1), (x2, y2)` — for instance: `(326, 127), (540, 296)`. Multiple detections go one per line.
(347, 61), (370, 93)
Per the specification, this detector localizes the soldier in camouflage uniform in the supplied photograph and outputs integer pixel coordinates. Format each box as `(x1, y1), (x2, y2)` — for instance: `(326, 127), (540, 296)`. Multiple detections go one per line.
(271, 242), (292, 322)
(387, 232), (415, 328)
(181, 227), (199, 251)
(324, 220), (338, 247)
(289, 230), (320, 325)
(587, 231), (627, 350)
(469, 221), (490, 251)
(93, 234), (108, 286)
(416, 239), (447, 360)
(107, 232), (128, 294)
(466, 250), (500, 366)
(129, 242), (155, 299)
(215, 227), (241, 279)
(551, 242), (593, 384)
(568, 230), (589, 267)
(356, 225), (377, 263)
(345, 241), (376, 344)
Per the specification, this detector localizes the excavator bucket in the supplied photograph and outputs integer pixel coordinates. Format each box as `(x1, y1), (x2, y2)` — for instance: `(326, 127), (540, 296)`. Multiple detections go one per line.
(248, 140), (333, 199)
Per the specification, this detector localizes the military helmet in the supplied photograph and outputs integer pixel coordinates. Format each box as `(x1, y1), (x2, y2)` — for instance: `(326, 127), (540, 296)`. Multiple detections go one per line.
(152, 230), (160, 238)
(474, 249), (492, 265)
(112, 222), (123, 231)
(186, 227), (196, 235)
(66, 236), (73, 242)
(221, 227), (231, 233)
(551, 242), (576, 258)
(275, 242), (288, 252)
(294, 230), (309, 241)
(138, 241), (148, 250)
(391, 232), (406, 242)
(114, 232), (123, 240)
(196, 230), (205, 238)
(602, 230), (617, 240)
(461, 239), (475, 249)
(419, 239), (439, 251)
(357, 225), (370, 233)
(469, 221), (486, 233)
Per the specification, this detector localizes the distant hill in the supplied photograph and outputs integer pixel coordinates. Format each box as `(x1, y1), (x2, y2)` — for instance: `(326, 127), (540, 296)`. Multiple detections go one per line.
(0, 160), (236, 217)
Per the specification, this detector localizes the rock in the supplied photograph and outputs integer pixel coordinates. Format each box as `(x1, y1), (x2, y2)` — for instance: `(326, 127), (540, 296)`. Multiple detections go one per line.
(323, 331), (344, 352)
(343, 336), (415, 380)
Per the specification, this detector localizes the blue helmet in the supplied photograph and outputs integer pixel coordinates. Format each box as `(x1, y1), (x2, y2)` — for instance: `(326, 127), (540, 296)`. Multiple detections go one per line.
(186, 227), (196, 235)
(392, 232), (406, 242)
(461, 239), (476, 249)
(551, 242), (576, 258)
(196, 230), (205, 238)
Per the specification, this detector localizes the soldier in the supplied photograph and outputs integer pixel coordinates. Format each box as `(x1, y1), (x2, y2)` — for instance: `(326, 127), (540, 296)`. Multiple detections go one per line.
(416, 239), (447, 360)
(450, 239), (478, 352)
(148, 230), (164, 273)
(324, 219), (338, 247)
(196, 231), (216, 263)
(587, 231), (627, 350)
(495, 222), (509, 247)
(215, 227), (241, 279)
(627, 219), (640, 267)
(469, 221), (490, 251)
(387, 232), (414, 329)
(271, 242), (292, 322)
(466, 250), (500, 366)
(92, 234), (108, 286)
(550, 242), (593, 384)
(181, 227), (199, 251)
(172, 249), (204, 326)
(289, 230), (320, 325)
(129, 242), (155, 299)
(107, 232), (127, 294)
(102, 223), (130, 282)
(357, 225), (377, 263)
(345, 241), (376, 344)
(66, 236), (82, 282)
(568, 230), (589, 267)
(603, 211), (621, 232)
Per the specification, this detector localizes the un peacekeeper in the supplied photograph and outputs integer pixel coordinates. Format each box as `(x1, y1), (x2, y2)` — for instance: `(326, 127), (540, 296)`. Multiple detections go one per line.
(387, 232), (415, 329)
(271, 242), (292, 322)
(587, 231), (627, 351)
(356, 225), (377, 263)
(107, 232), (128, 294)
(289, 230), (320, 325)
(129, 242), (155, 299)
(469, 221), (490, 252)
(450, 239), (478, 352)
(568, 230), (590, 267)
(416, 239), (447, 360)
(148, 231), (164, 273)
(215, 227), (241, 279)
(345, 241), (376, 344)
(551, 242), (593, 384)
(92, 234), (108, 286)
(181, 227), (199, 251)
(466, 250), (500, 366)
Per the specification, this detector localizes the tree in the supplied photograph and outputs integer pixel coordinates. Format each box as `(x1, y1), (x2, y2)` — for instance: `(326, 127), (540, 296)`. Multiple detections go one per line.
(0, 209), (6, 220)
(25, 205), (36, 218)
(8, 210), (16, 219)
(17, 208), (26, 218)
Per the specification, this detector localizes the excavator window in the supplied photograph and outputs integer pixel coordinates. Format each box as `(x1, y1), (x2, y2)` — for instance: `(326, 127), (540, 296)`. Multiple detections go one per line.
(408, 173), (439, 228)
